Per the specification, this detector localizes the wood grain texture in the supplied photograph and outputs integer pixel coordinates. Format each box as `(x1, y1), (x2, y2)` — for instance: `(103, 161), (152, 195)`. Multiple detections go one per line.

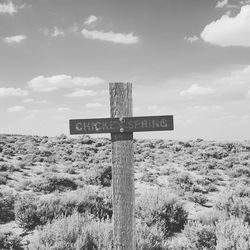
(109, 82), (135, 250)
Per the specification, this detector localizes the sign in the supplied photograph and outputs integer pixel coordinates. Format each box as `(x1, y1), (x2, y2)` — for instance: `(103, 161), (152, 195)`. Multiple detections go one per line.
(69, 82), (174, 250)
(70, 115), (174, 134)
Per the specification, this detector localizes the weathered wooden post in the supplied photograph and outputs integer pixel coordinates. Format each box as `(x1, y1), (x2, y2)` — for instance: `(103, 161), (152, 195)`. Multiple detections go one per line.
(109, 83), (135, 250)
(69, 82), (174, 250)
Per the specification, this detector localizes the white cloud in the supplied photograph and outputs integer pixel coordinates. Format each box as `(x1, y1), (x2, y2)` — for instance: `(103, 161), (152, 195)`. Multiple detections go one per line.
(37, 100), (48, 104)
(50, 27), (64, 37)
(186, 105), (223, 113)
(184, 35), (199, 43)
(85, 102), (104, 108)
(201, 5), (250, 47)
(218, 65), (250, 85)
(28, 75), (105, 92)
(216, 0), (239, 8)
(180, 84), (216, 97)
(84, 15), (98, 26)
(65, 89), (97, 97)
(53, 107), (72, 112)
(22, 98), (34, 103)
(81, 29), (139, 44)
(247, 90), (250, 98)
(0, 88), (29, 97)
(7, 105), (25, 112)
(0, 1), (17, 15)
(216, 0), (228, 8)
(43, 27), (65, 37)
(240, 1), (250, 4)
(4, 35), (27, 44)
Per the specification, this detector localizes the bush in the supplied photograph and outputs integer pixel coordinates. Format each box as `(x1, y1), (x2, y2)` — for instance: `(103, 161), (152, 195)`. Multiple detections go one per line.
(136, 190), (188, 237)
(201, 146), (228, 159)
(0, 162), (8, 171)
(85, 164), (112, 187)
(15, 193), (41, 230)
(188, 193), (208, 206)
(64, 166), (77, 174)
(0, 231), (22, 250)
(216, 192), (250, 224)
(216, 217), (250, 250)
(31, 214), (170, 250)
(170, 172), (195, 192)
(32, 175), (77, 193)
(230, 166), (250, 178)
(136, 219), (166, 250)
(0, 190), (15, 223)
(15, 188), (112, 230)
(30, 212), (113, 250)
(195, 209), (227, 226)
(183, 221), (217, 250)
(0, 174), (7, 185)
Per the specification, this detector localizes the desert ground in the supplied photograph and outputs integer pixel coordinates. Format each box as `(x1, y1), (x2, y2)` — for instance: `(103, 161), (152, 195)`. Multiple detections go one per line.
(0, 134), (249, 249)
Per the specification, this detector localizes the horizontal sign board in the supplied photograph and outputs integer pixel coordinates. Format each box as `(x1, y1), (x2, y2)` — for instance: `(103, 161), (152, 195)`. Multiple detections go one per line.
(70, 115), (174, 134)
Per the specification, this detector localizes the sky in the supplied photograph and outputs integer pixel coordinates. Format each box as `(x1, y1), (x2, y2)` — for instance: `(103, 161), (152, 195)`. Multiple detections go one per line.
(0, 0), (250, 140)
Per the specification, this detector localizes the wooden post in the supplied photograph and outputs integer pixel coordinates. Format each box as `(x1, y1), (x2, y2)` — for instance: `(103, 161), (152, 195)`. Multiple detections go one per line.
(109, 82), (135, 250)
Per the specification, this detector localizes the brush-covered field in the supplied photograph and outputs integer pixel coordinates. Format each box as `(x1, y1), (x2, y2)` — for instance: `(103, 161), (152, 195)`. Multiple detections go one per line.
(0, 134), (250, 250)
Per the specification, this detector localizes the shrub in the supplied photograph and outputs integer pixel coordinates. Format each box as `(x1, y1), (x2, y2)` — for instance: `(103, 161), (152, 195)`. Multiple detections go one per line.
(170, 172), (195, 192)
(0, 190), (15, 223)
(216, 192), (250, 224)
(136, 219), (166, 250)
(64, 166), (77, 174)
(164, 236), (192, 250)
(230, 166), (250, 178)
(0, 162), (8, 171)
(30, 212), (113, 250)
(0, 231), (22, 250)
(74, 188), (113, 220)
(201, 146), (228, 159)
(136, 190), (188, 237)
(188, 193), (208, 206)
(85, 164), (112, 187)
(15, 188), (113, 230)
(32, 175), (77, 193)
(15, 193), (41, 230)
(183, 221), (217, 250)
(195, 209), (227, 226)
(0, 174), (7, 185)
(216, 217), (250, 250)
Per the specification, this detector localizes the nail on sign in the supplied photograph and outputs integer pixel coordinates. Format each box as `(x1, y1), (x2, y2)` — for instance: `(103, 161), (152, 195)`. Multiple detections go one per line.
(69, 115), (174, 134)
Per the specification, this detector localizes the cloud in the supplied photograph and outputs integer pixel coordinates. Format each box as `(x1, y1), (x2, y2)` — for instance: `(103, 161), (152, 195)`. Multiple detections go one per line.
(0, 1), (17, 15)
(53, 107), (72, 112)
(184, 35), (199, 43)
(218, 65), (250, 85)
(85, 102), (104, 108)
(84, 15), (98, 26)
(7, 105), (25, 113)
(216, 0), (239, 8)
(81, 29), (139, 44)
(43, 27), (65, 37)
(28, 75), (105, 92)
(0, 88), (29, 97)
(65, 89), (97, 97)
(201, 5), (250, 47)
(216, 0), (228, 8)
(37, 100), (48, 104)
(180, 84), (216, 97)
(4, 35), (27, 44)
(247, 90), (250, 98)
(22, 98), (34, 103)
(186, 105), (223, 113)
